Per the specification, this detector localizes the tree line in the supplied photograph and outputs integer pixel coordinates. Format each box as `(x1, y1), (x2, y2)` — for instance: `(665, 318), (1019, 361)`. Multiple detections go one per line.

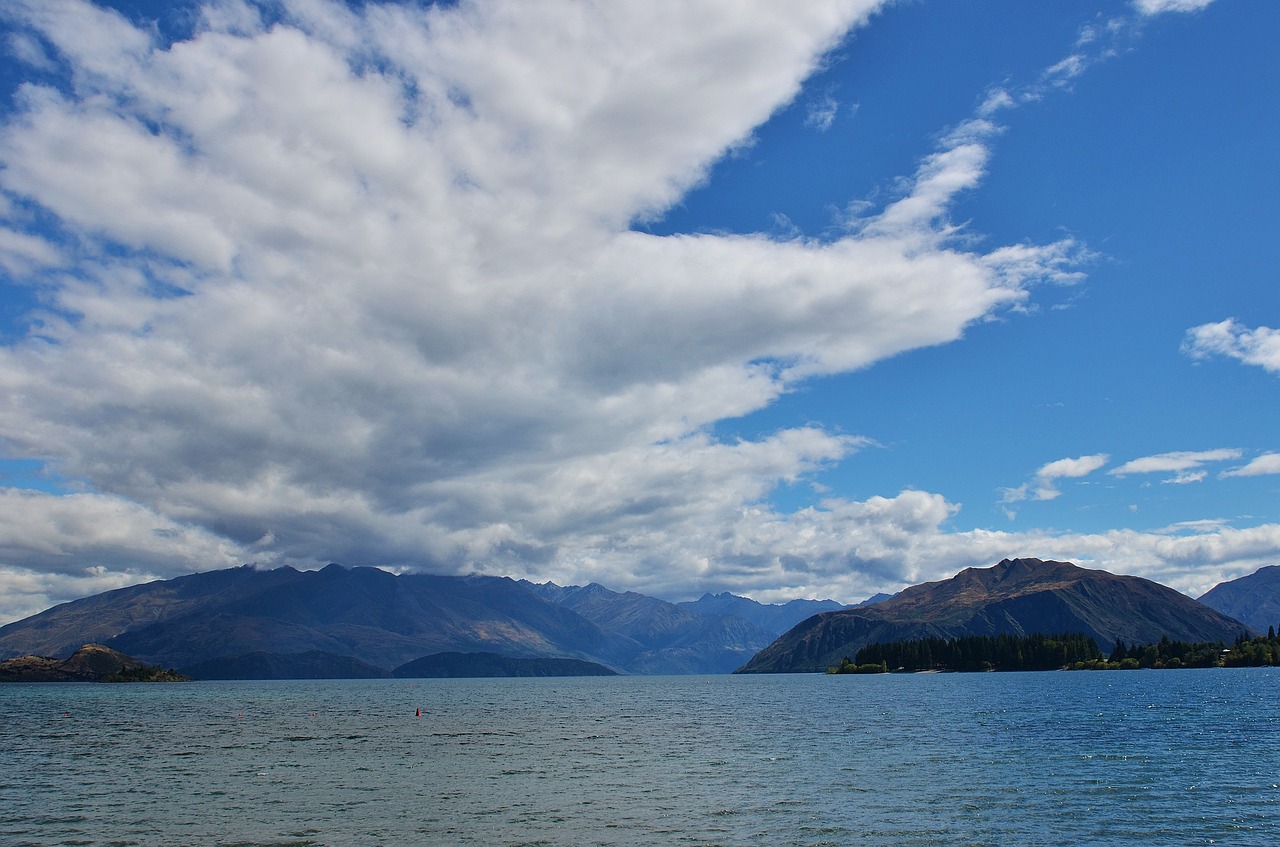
(827, 628), (1280, 673)
(829, 632), (1102, 673)
(1079, 629), (1280, 670)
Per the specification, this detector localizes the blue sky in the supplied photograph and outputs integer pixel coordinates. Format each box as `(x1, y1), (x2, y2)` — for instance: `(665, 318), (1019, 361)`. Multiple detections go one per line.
(673, 0), (1280, 532)
(0, 0), (1276, 623)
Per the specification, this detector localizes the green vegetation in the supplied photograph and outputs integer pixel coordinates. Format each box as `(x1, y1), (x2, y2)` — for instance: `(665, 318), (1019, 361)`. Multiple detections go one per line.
(103, 666), (188, 683)
(828, 629), (1280, 673)
(830, 632), (1102, 673)
(826, 660), (889, 675)
(1066, 631), (1280, 670)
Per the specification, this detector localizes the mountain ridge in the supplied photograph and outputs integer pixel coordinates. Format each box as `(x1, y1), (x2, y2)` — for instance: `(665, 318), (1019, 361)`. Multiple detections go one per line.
(1197, 566), (1280, 633)
(519, 580), (782, 673)
(2, 558), (1254, 678)
(736, 558), (1251, 673)
(1, 565), (834, 676)
(675, 591), (846, 634)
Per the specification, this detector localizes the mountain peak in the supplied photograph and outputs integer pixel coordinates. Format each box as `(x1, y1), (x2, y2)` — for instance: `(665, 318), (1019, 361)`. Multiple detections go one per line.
(1198, 565), (1280, 632)
(737, 558), (1250, 673)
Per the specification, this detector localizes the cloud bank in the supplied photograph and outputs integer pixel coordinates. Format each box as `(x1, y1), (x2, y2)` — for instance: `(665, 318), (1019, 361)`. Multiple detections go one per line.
(0, 0), (1272, 622)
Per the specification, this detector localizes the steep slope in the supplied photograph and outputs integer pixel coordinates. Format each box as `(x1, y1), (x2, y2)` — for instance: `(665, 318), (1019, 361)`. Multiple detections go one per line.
(1198, 566), (1280, 633)
(0, 565), (635, 672)
(0, 565), (302, 660)
(523, 582), (779, 673)
(737, 558), (1251, 673)
(675, 592), (845, 635)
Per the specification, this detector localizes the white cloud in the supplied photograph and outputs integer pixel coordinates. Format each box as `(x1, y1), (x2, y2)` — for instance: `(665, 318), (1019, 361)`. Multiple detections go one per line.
(1038, 453), (1111, 481)
(5, 30), (57, 71)
(804, 90), (840, 131)
(1222, 453), (1280, 479)
(1109, 449), (1243, 477)
(1003, 453), (1109, 504)
(0, 227), (63, 275)
(702, 500), (1280, 605)
(1133, 0), (1216, 15)
(0, 488), (247, 621)
(0, 1), (1258, 624)
(1183, 319), (1280, 375)
(978, 88), (1015, 117)
(1044, 53), (1087, 87)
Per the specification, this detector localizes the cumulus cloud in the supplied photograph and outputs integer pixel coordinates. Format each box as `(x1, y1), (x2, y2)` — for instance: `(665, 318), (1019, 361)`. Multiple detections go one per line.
(0, 0), (1268, 622)
(0, 0), (1069, 605)
(1109, 449), (1243, 478)
(1183, 319), (1280, 375)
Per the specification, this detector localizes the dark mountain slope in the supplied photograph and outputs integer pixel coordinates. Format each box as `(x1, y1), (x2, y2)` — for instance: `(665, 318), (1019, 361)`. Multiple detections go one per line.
(0, 565), (301, 660)
(737, 558), (1251, 673)
(675, 592), (845, 635)
(522, 582), (779, 673)
(1198, 566), (1280, 633)
(1, 565), (795, 675)
(0, 565), (636, 672)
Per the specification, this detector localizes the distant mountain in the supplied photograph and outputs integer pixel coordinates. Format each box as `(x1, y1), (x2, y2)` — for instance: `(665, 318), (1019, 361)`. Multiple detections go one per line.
(0, 564), (824, 677)
(0, 564), (639, 673)
(1198, 566), (1280, 633)
(737, 558), (1252, 673)
(182, 650), (390, 680)
(392, 651), (617, 678)
(522, 582), (779, 673)
(0, 565), (304, 661)
(0, 643), (184, 683)
(675, 592), (845, 635)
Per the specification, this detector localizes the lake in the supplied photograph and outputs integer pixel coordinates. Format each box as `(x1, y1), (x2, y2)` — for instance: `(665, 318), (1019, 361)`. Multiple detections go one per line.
(2, 669), (1278, 846)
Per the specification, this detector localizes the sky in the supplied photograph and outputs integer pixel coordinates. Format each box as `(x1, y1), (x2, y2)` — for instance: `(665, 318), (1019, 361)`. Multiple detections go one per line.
(0, 0), (1277, 624)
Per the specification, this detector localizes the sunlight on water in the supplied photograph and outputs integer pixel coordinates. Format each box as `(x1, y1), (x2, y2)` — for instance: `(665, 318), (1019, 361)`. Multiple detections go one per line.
(2, 670), (1279, 846)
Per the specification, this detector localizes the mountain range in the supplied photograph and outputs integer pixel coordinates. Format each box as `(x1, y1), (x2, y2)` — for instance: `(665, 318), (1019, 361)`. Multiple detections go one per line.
(1197, 566), (1280, 634)
(737, 558), (1251, 673)
(0, 563), (834, 676)
(1, 557), (1269, 677)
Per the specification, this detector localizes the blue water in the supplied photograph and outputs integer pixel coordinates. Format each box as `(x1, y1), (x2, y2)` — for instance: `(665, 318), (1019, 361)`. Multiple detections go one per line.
(2, 669), (1279, 846)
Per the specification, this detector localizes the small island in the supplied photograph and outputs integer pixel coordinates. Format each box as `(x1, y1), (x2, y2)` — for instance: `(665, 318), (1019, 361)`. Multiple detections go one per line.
(0, 644), (187, 683)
